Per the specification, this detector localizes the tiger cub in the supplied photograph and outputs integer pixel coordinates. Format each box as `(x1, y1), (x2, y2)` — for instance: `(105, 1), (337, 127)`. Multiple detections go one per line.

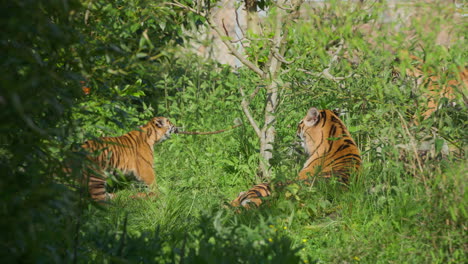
(81, 117), (177, 201)
(392, 54), (468, 120)
(231, 108), (361, 208)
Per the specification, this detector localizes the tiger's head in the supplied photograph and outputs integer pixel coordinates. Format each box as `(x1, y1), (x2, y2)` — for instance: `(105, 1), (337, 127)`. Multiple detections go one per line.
(297, 107), (322, 155)
(141, 117), (178, 145)
(296, 107), (345, 156)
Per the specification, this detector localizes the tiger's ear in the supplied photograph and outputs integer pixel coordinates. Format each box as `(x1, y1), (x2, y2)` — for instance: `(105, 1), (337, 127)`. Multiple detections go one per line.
(304, 107), (320, 127)
(154, 118), (165, 128)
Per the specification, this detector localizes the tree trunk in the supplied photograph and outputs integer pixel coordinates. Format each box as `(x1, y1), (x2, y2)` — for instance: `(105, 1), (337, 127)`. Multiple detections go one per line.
(258, 81), (279, 180)
(201, 0), (302, 181)
(256, 0), (287, 180)
(244, 0), (260, 35)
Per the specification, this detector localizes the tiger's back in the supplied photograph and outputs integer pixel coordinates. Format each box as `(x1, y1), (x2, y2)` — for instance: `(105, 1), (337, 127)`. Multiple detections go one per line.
(231, 107), (361, 208)
(297, 108), (361, 183)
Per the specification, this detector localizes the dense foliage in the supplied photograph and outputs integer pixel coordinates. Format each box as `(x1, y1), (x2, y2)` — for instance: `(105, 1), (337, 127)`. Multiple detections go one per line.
(1, 0), (466, 263)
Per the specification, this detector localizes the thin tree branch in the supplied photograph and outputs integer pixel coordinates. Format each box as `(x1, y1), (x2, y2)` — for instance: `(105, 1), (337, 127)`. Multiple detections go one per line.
(298, 68), (358, 82)
(265, 0), (288, 79)
(169, 1), (264, 77)
(84, 0), (93, 25)
(298, 39), (360, 83)
(232, 6), (248, 49)
(207, 16), (265, 77)
(239, 86), (262, 138)
(167, 1), (202, 15)
(221, 19), (230, 37)
(271, 1), (295, 11)
(397, 111), (426, 186)
(273, 50), (294, 64)
(249, 85), (264, 102)
(265, 0), (304, 78)
(328, 39), (344, 65)
(234, 6), (245, 38)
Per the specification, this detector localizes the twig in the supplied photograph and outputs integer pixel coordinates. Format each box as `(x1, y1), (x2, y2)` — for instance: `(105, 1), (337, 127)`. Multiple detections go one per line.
(177, 124), (242, 135)
(271, 0), (295, 11)
(273, 50), (294, 64)
(84, 0), (92, 25)
(168, 0), (264, 76)
(240, 87), (262, 138)
(329, 39), (344, 65)
(222, 19), (230, 37)
(207, 16), (265, 77)
(234, 5), (245, 37)
(248, 85), (264, 101)
(299, 39), (360, 83)
(167, 1), (202, 15)
(397, 111), (426, 186)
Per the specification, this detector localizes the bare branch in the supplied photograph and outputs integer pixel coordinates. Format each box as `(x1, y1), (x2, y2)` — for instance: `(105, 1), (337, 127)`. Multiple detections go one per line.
(84, 1), (92, 25)
(271, 1), (294, 11)
(249, 85), (263, 102)
(265, 0), (288, 78)
(207, 17), (265, 77)
(298, 39), (360, 83)
(265, 0), (304, 77)
(298, 68), (358, 83)
(239, 87), (262, 138)
(220, 19), (245, 44)
(168, 0), (265, 77)
(167, 1), (201, 15)
(232, 6), (248, 49)
(221, 19), (230, 37)
(273, 50), (294, 64)
(397, 111), (426, 186)
(234, 6), (245, 38)
(228, 37), (247, 44)
(328, 39), (344, 66)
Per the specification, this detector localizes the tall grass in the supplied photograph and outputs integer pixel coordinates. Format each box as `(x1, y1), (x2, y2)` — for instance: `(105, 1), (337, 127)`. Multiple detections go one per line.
(2, 1), (466, 263)
(74, 55), (466, 262)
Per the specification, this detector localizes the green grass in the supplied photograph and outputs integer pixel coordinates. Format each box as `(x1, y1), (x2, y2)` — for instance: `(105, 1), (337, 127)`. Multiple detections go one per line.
(74, 129), (466, 263)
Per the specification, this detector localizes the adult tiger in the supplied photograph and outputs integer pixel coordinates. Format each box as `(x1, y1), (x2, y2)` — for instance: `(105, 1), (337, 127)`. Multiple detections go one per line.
(81, 117), (177, 201)
(231, 108), (361, 208)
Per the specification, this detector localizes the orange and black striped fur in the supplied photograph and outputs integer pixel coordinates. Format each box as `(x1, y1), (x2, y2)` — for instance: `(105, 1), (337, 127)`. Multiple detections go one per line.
(392, 54), (467, 120)
(297, 107), (361, 182)
(231, 108), (361, 208)
(82, 117), (177, 201)
(230, 183), (271, 209)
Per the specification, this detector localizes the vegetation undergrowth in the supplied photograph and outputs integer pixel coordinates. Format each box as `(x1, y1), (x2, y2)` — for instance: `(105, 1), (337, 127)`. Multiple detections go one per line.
(1, 0), (466, 263)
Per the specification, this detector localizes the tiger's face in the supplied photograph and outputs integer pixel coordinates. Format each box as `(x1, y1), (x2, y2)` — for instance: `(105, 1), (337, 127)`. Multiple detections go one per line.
(296, 107), (323, 155)
(142, 117), (178, 144)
